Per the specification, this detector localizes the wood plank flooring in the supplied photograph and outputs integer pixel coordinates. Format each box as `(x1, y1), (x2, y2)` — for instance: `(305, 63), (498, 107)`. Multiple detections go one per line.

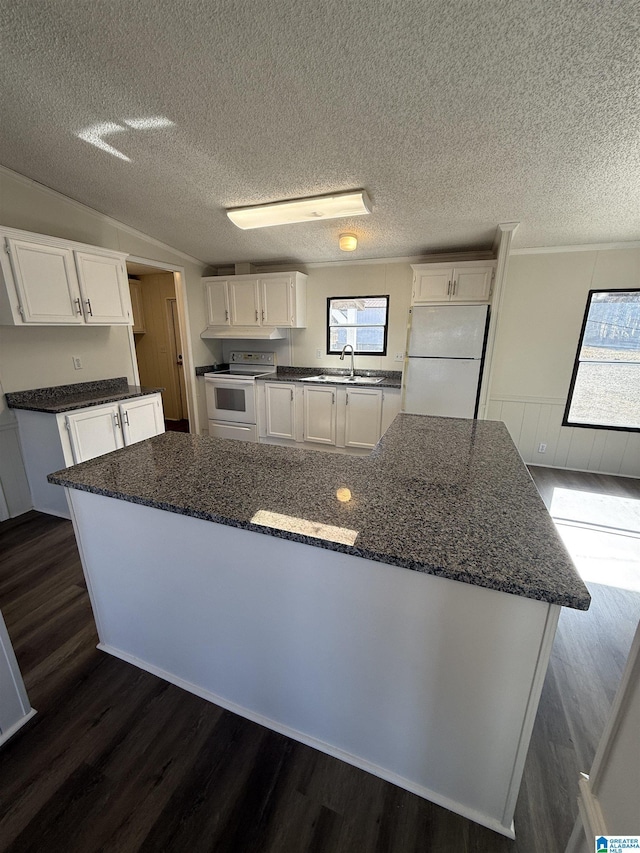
(0, 468), (638, 852)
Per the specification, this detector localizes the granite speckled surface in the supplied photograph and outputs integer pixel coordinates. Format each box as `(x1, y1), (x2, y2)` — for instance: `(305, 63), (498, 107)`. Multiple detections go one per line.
(48, 414), (590, 611)
(5, 378), (164, 414)
(260, 367), (402, 388)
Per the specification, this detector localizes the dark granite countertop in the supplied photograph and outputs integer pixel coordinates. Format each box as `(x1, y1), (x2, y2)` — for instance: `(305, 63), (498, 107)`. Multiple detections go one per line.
(258, 367), (402, 389)
(6, 378), (164, 414)
(48, 414), (590, 611)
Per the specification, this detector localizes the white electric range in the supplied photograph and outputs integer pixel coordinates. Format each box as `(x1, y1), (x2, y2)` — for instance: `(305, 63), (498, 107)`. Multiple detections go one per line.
(204, 351), (276, 442)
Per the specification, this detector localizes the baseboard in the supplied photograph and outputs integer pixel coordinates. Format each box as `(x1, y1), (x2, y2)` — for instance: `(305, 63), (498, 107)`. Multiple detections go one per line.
(98, 642), (516, 839)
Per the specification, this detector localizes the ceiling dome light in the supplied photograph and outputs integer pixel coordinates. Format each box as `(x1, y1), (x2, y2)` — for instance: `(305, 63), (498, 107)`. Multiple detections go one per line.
(339, 233), (358, 252)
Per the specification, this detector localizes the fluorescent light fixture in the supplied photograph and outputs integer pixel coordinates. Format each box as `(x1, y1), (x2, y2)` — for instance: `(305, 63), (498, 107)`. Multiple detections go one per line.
(227, 190), (372, 230)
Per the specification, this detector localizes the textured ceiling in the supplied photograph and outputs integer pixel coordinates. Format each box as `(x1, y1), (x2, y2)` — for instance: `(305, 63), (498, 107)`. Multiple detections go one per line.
(0, 0), (638, 265)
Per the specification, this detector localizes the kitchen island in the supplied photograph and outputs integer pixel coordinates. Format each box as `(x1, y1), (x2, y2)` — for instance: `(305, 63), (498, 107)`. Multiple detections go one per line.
(49, 414), (589, 838)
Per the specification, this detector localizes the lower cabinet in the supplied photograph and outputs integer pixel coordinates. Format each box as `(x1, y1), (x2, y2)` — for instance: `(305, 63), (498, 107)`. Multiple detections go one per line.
(264, 382), (296, 440)
(344, 388), (383, 449)
(259, 381), (401, 453)
(15, 393), (165, 517)
(65, 395), (164, 463)
(303, 386), (337, 445)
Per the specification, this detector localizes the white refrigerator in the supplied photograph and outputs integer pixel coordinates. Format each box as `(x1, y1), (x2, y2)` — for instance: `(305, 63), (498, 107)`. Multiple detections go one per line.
(402, 304), (489, 418)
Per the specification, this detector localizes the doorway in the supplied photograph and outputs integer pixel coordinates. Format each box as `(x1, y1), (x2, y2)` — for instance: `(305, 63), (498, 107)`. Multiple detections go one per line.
(126, 260), (192, 432)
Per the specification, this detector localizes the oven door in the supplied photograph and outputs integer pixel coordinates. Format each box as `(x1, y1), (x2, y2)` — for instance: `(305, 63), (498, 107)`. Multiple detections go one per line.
(205, 377), (256, 424)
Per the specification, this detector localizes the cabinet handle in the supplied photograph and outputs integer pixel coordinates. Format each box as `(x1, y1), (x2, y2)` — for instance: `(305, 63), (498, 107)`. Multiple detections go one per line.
(225, 309), (229, 321)
(346, 393), (349, 405)
(114, 412), (120, 429)
(262, 309), (265, 322)
(75, 298), (82, 315)
(447, 281), (452, 296)
(290, 389), (294, 402)
(332, 392), (335, 404)
(255, 310), (259, 322)
(123, 410), (130, 426)
(452, 279), (457, 295)
(85, 298), (93, 316)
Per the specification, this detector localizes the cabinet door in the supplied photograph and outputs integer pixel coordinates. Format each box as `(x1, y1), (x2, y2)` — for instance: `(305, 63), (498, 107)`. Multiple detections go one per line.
(345, 388), (383, 449)
(261, 277), (293, 326)
(120, 395), (165, 445)
(451, 267), (492, 302)
(65, 404), (124, 463)
(7, 238), (83, 324)
(204, 281), (230, 325)
(265, 383), (295, 439)
(129, 281), (146, 332)
(229, 280), (260, 326)
(413, 269), (453, 304)
(75, 252), (130, 324)
(303, 386), (336, 445)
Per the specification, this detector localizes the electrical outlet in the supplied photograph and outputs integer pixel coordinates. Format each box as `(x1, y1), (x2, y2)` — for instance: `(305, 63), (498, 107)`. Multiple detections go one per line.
(538, 443), (547, 453)
(395, 352), (404, 362)
(72, 356), (83, 370)
(316, 348), (322, 359)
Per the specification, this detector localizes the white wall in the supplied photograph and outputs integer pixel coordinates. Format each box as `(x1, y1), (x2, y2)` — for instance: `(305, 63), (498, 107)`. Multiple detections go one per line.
(291, 262), (412, 372)
(487, 247), (640, 477)
(0, 166), (216, 515)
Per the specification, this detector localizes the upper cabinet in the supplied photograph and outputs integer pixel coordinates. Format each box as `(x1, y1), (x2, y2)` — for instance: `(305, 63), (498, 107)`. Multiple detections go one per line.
(203, 272), (307, 330)
(0, 227), (131, 326)
(411, 261), (495, 305)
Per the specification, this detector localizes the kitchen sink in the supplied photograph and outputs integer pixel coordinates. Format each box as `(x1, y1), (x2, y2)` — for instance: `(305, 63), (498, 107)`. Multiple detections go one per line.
(298, 374), (384, 384)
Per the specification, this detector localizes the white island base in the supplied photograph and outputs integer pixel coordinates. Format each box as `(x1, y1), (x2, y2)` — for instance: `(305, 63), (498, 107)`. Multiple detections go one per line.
(68, 489), (559, 839)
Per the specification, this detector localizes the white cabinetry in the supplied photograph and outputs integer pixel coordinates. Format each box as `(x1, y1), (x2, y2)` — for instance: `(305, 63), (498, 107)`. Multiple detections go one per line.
(204, 280), (230, 326)
(203, 272), (307, 332)
(0, 607), (35, 748)
(15, 393), (164, 517)
(260, 382), (401, 452)
(65, 404), (124, 463)
(75, 251), (129, 324)
(264, 382), (296, 440)
(344, 388), (383, 449)
(0, 228), (131, 326)
(411, 262), (494, 305)
(303, 386), (336, 445)
(229, 279), (261, 326)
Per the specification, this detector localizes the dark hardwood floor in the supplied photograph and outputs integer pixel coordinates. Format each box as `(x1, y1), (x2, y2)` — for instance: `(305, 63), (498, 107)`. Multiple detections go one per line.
(0, 468), (638, 852)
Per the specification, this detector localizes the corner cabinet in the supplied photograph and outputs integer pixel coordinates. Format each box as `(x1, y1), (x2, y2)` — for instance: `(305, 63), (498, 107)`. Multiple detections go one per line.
(0, 227), (131, 326)
(203, 271), (307, 330)
(14, 393), (165, 518)
(411, 261), (495, 305)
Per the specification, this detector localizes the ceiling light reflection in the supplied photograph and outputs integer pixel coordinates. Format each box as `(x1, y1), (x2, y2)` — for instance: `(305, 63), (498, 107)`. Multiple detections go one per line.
(336, 487), (352, 502)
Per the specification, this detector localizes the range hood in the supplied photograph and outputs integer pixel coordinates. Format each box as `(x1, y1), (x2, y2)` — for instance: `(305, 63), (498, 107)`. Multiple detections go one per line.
(201, 326), (287, 340)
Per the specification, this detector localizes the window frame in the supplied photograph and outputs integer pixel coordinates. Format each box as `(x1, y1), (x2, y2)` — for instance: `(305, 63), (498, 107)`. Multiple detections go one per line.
(326, 294), (390, 356)
(562, 287), (640, 433)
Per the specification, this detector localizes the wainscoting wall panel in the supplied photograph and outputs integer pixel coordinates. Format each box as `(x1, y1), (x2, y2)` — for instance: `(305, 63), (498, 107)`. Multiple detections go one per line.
(486, 397), (640, 477)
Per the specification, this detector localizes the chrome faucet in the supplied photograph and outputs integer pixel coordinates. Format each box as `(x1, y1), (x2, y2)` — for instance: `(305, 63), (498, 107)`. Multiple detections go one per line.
(340, 344), (355, 377)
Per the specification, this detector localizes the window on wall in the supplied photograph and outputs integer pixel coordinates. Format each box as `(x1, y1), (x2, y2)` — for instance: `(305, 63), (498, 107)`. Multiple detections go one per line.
(563, 289), (640, 431)
(327, 296), (389, 355)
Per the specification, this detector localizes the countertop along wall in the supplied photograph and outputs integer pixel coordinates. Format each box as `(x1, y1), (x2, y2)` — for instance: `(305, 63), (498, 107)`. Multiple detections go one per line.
(487, 246), (640, 477)
(0, 165), (213, 516)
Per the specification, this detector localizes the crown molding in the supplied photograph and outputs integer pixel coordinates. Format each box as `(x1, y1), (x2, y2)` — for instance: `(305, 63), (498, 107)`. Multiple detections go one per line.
(511, 240), (640, 255)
